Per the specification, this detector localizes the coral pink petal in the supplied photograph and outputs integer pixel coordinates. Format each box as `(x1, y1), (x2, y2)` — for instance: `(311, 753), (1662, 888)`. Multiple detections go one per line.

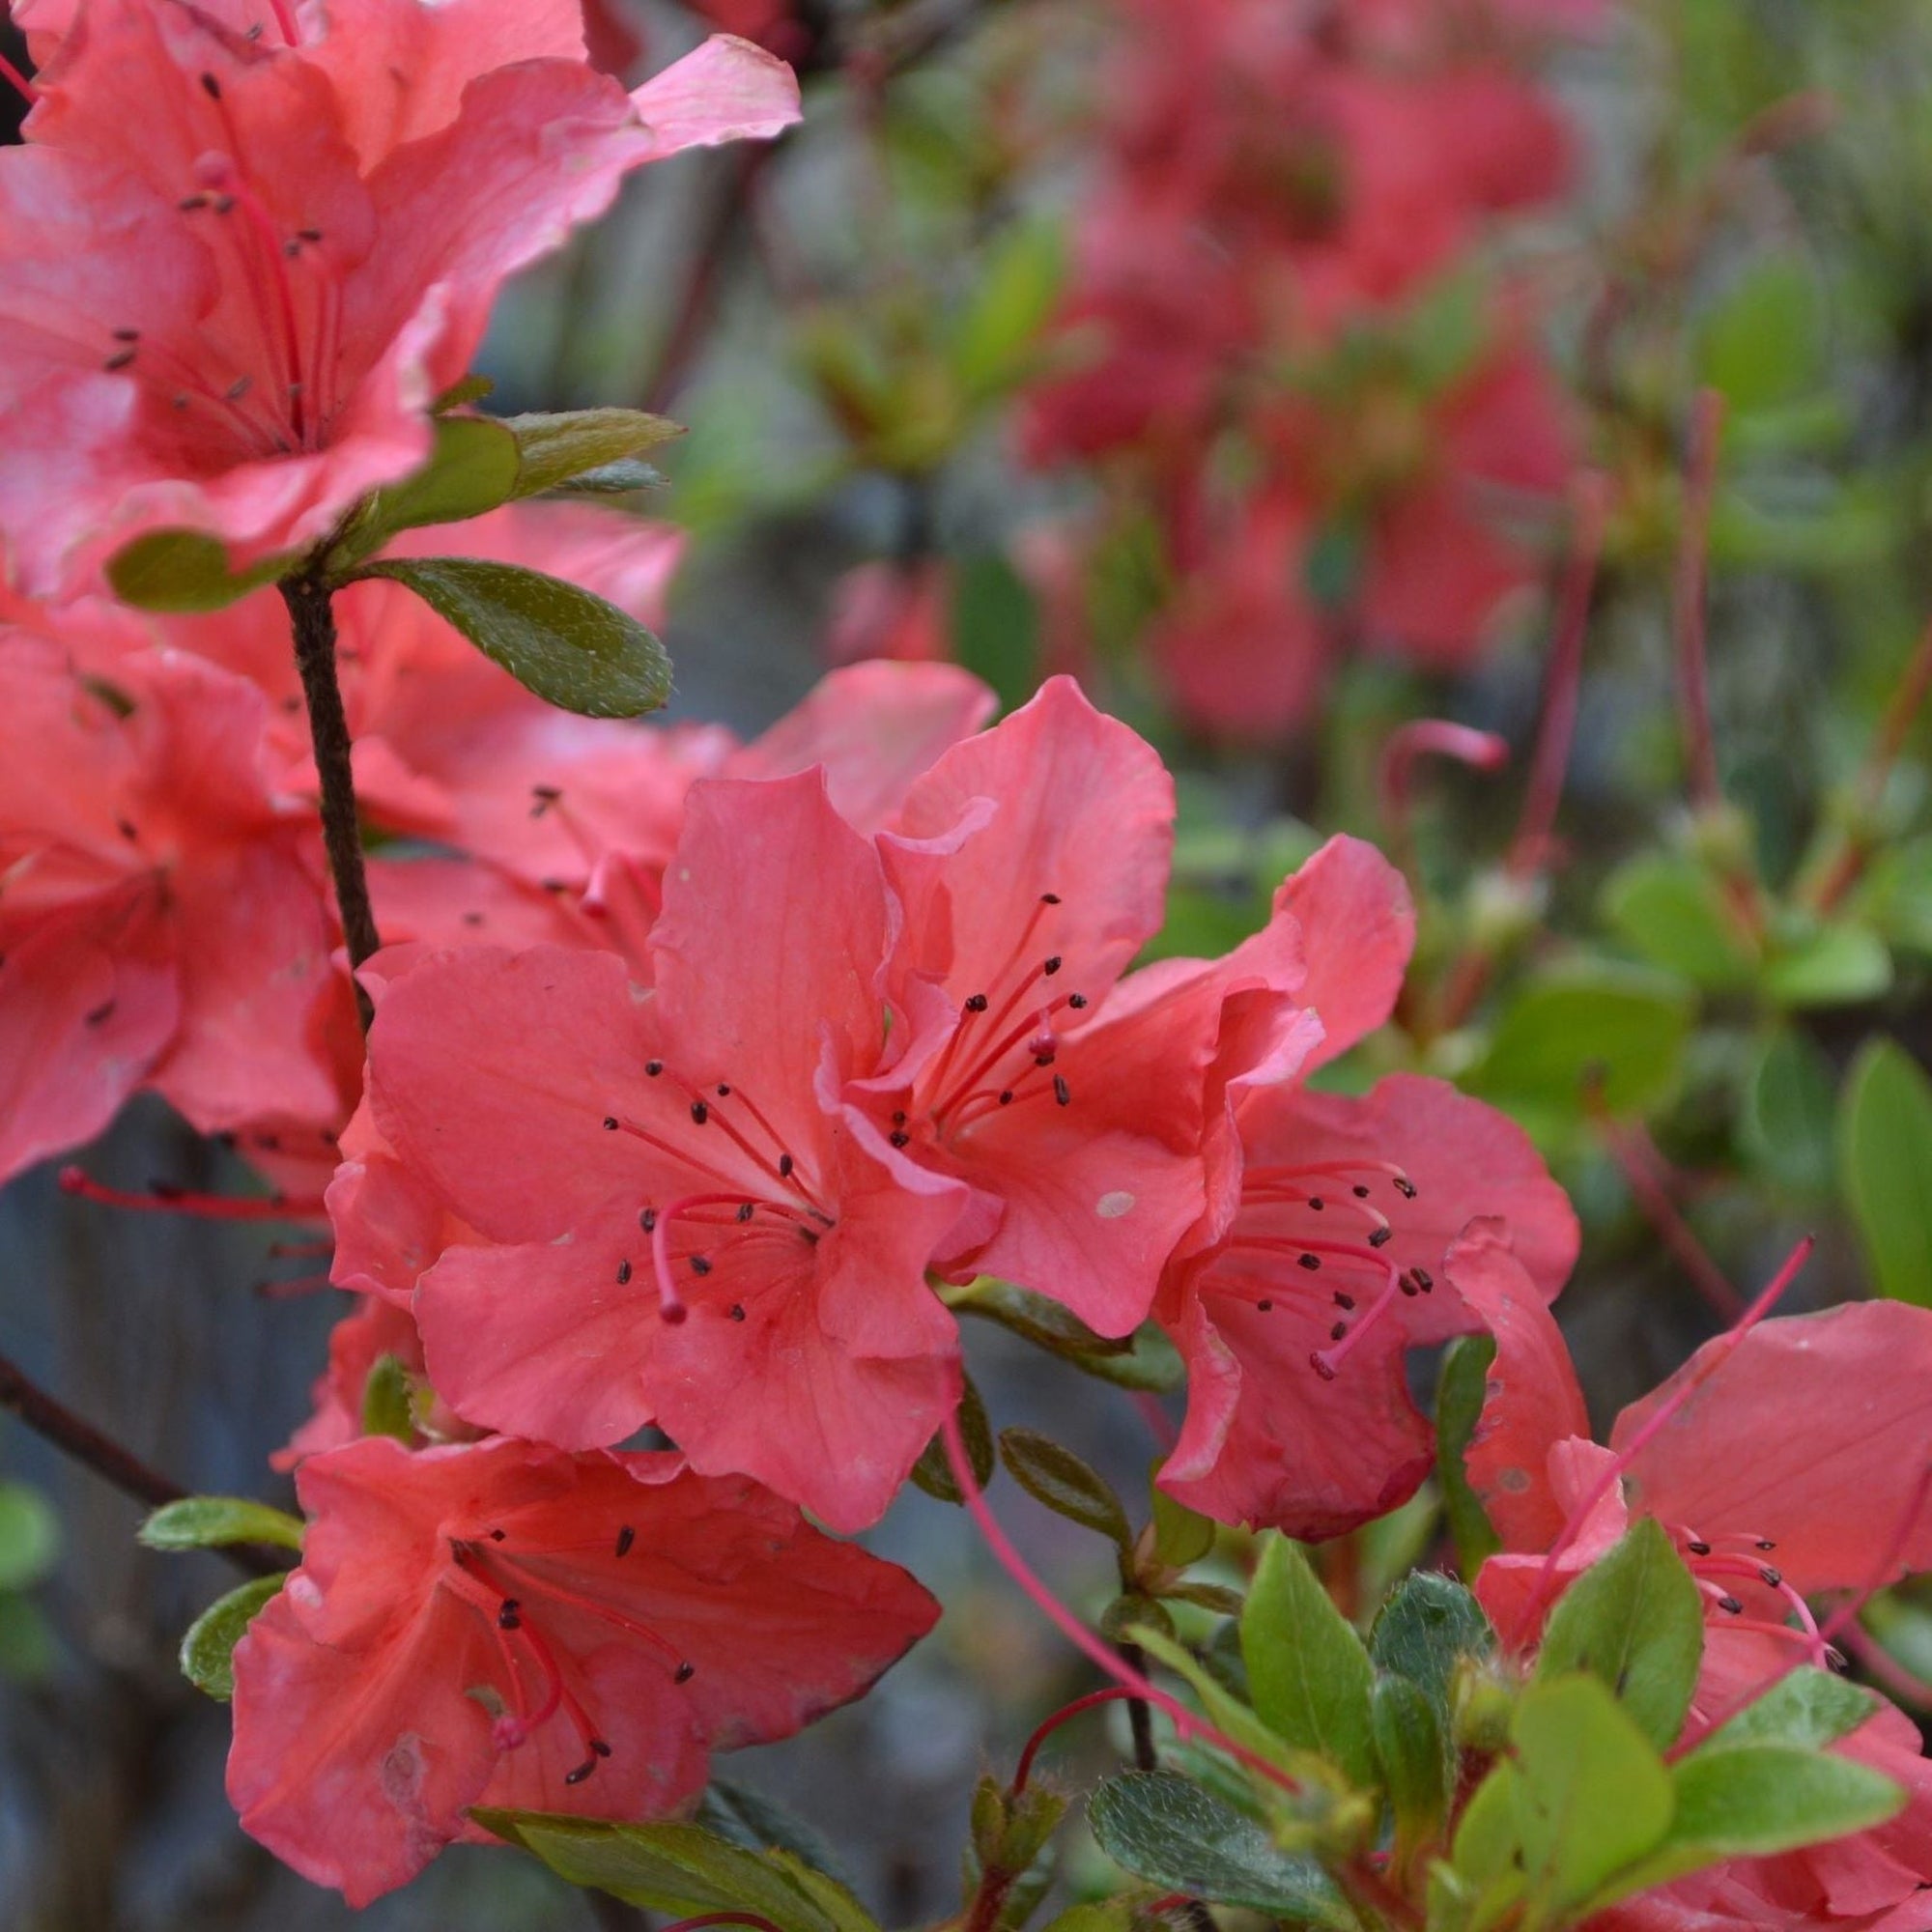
(1275, 835), (1415, 1068)
(628, 33), (802, 156)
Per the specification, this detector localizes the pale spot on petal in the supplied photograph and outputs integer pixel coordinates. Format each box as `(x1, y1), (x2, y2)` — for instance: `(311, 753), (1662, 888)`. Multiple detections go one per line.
(1095, 1190), (1135, 1220)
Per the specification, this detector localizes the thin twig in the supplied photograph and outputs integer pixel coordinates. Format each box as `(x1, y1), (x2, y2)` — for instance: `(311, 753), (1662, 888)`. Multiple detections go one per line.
(0, 1350), (287, 1577)
(282, 573), (380, 1030)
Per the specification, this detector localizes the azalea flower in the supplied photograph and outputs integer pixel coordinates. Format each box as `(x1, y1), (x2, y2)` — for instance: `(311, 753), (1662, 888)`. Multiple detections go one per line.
(228, 1433), (939, 1905)
(0, 634), (352, 1181)
(1449, 1223), (1932, 1927)
(0, 0), (799, 595)
(1151, 838), (1578, 1539)
(358, 770), (974, 1530)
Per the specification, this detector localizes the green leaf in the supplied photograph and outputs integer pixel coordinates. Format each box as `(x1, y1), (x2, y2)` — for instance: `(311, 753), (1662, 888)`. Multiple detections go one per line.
(1739, 1029), (1837, 1193)
(181, 1575), (283, 1701)
(1436, 1336), (1501, 1572)
(0, 1482), (60, 1592)
(1466, 965), (1695, 1119)
(106, 529), (296, 612)
(474, 1815), (880, 1932)
(432, 373), (496, 413)
(950, 1281), (1186, 1391)
(1839, 1038), (1932, 1305)
(0, 1592), (57, 1682)
(1240, 1538), (1377, 1791)
(505, 409), (684, 498)
(1511, 1674), (1675, 1919)
(1087, 1772), (1360, 1928)
(1761, 922), (1892, 1009)
(1693, 1667), (1876, 1754)
(1368, 1573), (1495, 1729)
(1666, 1744), (1901, 1857)
(909, 1376), (994, 1506)
(354, 557), (671, 718)
(1370, 1674), (1448, 1857)
(950, 554), (1039, 714)
(1128, 1624), (1323, 1790)
(1860, 837), (1932, 958)
(998, 1428), (1132, 1551)
(1035, 1905), (1132, 1932)
(140, 1495), (304, 1555)
(344, 414), (520, 560)
(698, 1778), (852, 1889)
(1695, 257), (1826, 414)
(360, 1352), (416, 1444)
(1601, 856), (1756, 991)
(1534, 1519), (1704, 1749)
(1150, 1482), (1216, 1572)
(952, 218), (1065, 401)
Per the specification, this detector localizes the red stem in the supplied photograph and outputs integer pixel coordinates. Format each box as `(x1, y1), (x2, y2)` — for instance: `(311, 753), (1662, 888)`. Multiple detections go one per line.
(1013, 1688), (1143, 1792)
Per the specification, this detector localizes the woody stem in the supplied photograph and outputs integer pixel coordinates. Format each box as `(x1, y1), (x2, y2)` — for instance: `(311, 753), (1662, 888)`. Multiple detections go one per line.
(0, 1348), (287, 1577)
(282, 572), (380, 1029)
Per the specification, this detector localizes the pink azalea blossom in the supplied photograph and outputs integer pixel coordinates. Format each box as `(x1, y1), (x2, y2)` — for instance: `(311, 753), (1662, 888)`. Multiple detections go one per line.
(358, 771), (973, 1531)
(0, 633), (351, 1179)
(0, 0), (799, 595)
(228, 1433), (938, 1905)
(1152, 840), (1578, 1539)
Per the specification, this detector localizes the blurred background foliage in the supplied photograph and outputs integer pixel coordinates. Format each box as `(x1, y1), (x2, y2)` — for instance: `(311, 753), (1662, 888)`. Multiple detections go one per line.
(5, 0), (1932, 1924)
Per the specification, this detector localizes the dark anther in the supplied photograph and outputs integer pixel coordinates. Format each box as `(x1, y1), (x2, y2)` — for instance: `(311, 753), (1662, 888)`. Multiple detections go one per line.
(213, 195), (237, 214)
(690, 1256), (713, 1276)
(891, 1131), (910, 1149)
(1717, 1595), (1744, 1615)
(1333, 1292), (1355, 1310)
(117, 818), (138, 840)
(1054, 1076), (1071, 1106)
(1760, 1566), (1783, 1588)
(1297, 1253), (1321, 1271)
(540, 877), (568, 894)
(1068, 993), (1089, 1009)
(1756, 1540), (1776, 1551)
(1307, 1196), (1324, 1210)
(675, 1662), (696, 1683)
(104, 348), (136, 372)
(179, 193), (210, 211)
(225, 377), (250, 402)
(892, 1111), (907, 1125)
(1033, 1050), (1056, 1067)
(86, 1000), (116, 1026)
(729, 1304), (746, 1322)
(1329, 1321), (1348, 1342)
(298, 227), (324, 243)
(616, 1260), (633, 1286)
(530, 781), (561, 802)
(690, 1100), (709, 1125)
(1043, 955), (1063, 976)
(282, 239), (302, 259)
(1310, 1353), (1337, 1381)
(497, 1599), (522, 1629)
(1368, 1226), (1393, 1249)
(1352, 1183), (1371, 1199)
(113, 327), (141, 342)
(1399, 1273), (1420, 1296)
(1393, 1178), (1418, 1200)
(1040, 893), (1061, 904)
(998, 1091), (1014, 1106)
(776, 1153), (793, 1179)
(716, 1084), (730, 1097)
(603, 1116), (619, 1131)
(1409, 1267), (1434, 1292)
(645, 1060), (664, 1077)
(1257, 1299), (1273, 1312)
(1687, 1540), (1712, 1556)
(965, 993), (989, 1012)
(199, 71), (222, 99)
(615, 1526), (635, 1558)
(488, 1529), (506, 1542)
(640, 1208), (658, 1234)
(736, 1204), (754, 1222)
(564, 1757), (599, 1786)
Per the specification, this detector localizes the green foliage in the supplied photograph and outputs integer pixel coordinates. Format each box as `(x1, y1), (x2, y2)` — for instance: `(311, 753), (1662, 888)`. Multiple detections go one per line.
(1739, 1028), (1838, 1191)
(948, 1280), (1184, 1391)
(180, 1576), (283, 1702)
(105, 529), (297, 611)
(1240, 1538), (1378, 1791)
(352, 556), (671, 718)
(1697, 1667), (1876, 1753)
(1087, 1772), (1360, 1928)
(502, 409), (684, 498)
(1435, 1337), (1501, 1571)
(342, 414), (521, 562)
(1534, 1520), (1704, 1748)
(951, 554), (1040, 714)
(997, 1429), (1133, 1552)
(477, 1814), (884, 1932)
(1839, 1037), (1932, 1304)
(0, 1480), (61, 1591)
(909, 1376), (995, 1505)
(140, 1495), (305, 1555)
(698, 1778), (852, 1885)
(1369, 1573), (1495, 1730)
(359, 1352), (416, 1444)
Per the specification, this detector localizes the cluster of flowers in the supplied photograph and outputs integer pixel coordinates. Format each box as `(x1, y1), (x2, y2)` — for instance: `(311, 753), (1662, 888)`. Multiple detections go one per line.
(1452, 1228), (1932, 1925)
(1021, 0), (1592, 737)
